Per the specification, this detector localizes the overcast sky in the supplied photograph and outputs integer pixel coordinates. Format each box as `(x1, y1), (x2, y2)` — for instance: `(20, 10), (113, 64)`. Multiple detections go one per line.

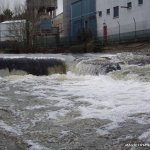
(0, 0), (63, 14)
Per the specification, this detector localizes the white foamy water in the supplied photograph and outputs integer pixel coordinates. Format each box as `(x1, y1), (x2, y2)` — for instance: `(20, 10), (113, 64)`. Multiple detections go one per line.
(0, 53), (150, 149)
(0, 120), (22, 135)
(139, 130), (150, 142)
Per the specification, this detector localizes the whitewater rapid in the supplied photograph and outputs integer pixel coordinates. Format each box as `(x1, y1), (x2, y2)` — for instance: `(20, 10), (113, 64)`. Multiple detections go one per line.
(0, 53), (150, 150)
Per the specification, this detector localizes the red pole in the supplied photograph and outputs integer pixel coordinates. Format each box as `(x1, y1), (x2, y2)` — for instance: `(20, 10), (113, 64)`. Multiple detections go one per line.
(103, 23), (108, 42)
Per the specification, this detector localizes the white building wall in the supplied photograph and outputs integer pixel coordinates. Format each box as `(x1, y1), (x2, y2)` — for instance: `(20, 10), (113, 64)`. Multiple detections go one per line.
(0, 20), (26, 42)
(96, 0), (150, 37)
(0, 23), (9, 41)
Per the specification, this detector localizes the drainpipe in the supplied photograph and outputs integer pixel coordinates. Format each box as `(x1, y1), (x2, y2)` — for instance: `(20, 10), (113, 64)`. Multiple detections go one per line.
(133, 17), (137, 40)
(0, 24), (1, 50)
(117, 21), (121, 43)
(95, 0), (98, 39)
(0, 24), (1, 42)
(103, 22), (108, 45)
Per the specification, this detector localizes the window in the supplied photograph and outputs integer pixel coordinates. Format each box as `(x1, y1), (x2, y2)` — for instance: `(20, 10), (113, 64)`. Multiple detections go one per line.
(127, 2), (132, 9)
(107, 9), (110, 15)
(113, 6), (119, 18)
(99, 11), (102, 17)
(138, 0), (143, 5)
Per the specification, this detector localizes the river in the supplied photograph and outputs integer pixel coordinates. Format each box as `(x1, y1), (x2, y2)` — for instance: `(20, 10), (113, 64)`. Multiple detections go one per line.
(0, 53), (150, 150)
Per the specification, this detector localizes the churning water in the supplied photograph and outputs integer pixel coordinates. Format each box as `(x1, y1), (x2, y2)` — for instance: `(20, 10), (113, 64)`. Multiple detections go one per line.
(0, 53), (150, 150)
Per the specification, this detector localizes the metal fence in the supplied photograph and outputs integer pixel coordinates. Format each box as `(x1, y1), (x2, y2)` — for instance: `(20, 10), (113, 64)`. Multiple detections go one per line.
(0, 27), (60, 52)
(1, 27), (150, 52)
(96, 29), (150, 46)
(59, 28), (150, 47)
(96, 19), (150, 45)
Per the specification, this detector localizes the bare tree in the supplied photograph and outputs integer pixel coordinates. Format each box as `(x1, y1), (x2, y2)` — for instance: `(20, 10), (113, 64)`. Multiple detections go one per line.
(13, 2), (27, 19)
(0, 0), (10, 14)
(0, 0), (11, 22)
(6, 20), (26, 42)
(3, 1), (27, 42)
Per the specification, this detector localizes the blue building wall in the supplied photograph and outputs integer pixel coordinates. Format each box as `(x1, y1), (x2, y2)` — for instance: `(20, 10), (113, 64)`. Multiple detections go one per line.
(71, 0), (96, 38)
(40, 19), (52, 31)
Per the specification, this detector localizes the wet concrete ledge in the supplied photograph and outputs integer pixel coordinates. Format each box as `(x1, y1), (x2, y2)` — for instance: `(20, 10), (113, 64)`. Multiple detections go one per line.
(0, 58), (66, 76)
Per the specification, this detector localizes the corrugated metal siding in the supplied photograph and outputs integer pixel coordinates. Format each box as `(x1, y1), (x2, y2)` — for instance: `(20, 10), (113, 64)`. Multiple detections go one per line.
(0, 21), (26, 41)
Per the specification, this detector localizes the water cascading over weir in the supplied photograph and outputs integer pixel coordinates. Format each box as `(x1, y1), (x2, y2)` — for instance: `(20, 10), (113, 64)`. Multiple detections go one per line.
(0, 57), (66, 76)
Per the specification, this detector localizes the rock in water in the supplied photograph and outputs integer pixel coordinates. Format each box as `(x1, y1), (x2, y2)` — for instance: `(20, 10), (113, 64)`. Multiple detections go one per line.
(117, 53), (150, 65)
(75, 58), (121, 75)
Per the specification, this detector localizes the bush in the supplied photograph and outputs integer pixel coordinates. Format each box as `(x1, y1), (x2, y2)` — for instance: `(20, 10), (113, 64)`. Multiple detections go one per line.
(69, 44), (85, 53)
(86, 40), (95, 52)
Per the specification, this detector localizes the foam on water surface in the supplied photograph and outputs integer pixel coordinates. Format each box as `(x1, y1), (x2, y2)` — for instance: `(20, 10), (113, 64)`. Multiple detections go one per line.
(139, 130), (150, 142)
(0, 120), (22, 135)
(0, 53), (150, 149)
(26, 140), (49, 150)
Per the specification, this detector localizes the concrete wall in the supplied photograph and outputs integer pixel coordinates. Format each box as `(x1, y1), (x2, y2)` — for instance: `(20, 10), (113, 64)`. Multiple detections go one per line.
(96, 0), (150, 37)
(53, 13), (64, 37)
(63, 0), (71, 37)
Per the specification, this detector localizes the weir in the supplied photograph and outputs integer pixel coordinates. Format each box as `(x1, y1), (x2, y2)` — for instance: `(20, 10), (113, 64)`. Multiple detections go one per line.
(0, 53), (150, 149)
(73, 58), (121, 75)
(0, 58), (66, 76)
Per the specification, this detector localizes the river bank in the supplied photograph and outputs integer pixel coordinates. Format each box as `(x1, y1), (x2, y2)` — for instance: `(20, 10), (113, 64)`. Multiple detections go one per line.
(100, 41), (150, 54)
(1, 41), (150, 54)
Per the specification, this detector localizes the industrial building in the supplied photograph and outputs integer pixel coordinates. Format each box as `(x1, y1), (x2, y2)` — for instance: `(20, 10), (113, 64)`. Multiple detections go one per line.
(96, 0), (150, 41)
(0, 20), (26, 42)
(26, 0), (59, 48)
(63, 0), (150, 43)
(53, 13), (64, 37)
(63, 0), (97, 39)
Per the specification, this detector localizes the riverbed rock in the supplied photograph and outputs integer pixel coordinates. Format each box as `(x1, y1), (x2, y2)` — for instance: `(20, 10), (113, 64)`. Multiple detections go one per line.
(117, 53), (150, 65)
(75, 58), (121, 75)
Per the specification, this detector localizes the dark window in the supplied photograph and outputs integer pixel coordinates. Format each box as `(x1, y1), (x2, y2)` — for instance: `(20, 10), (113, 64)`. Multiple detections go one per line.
(99, 11), (102, 17)
(127, 2), (132, 9)
(113, 6), (119, 18)
(138, 0), (143, 5)
(107, 9), (110, 15)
